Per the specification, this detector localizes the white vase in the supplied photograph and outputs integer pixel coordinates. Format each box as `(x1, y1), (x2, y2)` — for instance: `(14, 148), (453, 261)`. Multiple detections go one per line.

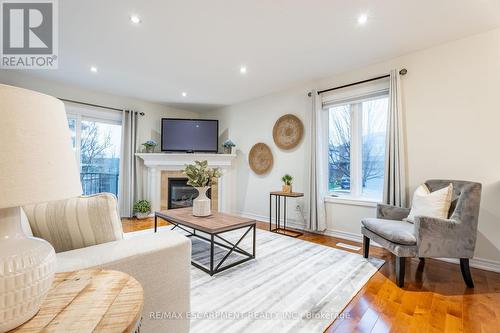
(0, 207), (56, 332)
(193, 186), (211, 217)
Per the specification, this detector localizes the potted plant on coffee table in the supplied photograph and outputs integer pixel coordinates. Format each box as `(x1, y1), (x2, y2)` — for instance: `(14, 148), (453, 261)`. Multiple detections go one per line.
(133, 200), (151, 219)
(281, 174), (293, 193)
(183, 160), (222, 217)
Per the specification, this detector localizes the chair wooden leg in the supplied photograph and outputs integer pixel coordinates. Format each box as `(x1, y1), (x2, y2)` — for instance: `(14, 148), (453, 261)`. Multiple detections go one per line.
(417, 257), (426, 272)
(396, 256), (406, 288)
(460, 258), (474, 288)
(363, 235), (370, 258)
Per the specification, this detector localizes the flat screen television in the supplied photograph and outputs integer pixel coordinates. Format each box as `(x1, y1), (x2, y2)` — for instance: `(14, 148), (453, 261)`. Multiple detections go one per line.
(161, 118), (219, 153)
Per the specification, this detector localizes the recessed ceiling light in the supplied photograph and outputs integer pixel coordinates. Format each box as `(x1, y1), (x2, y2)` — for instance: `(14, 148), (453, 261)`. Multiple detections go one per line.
(90, 66), (98, 73)
(182, 92), (187, 97)
(130, 15), (141, 24)
(357, 14), (368, 25)
(240, 66), (247, 74)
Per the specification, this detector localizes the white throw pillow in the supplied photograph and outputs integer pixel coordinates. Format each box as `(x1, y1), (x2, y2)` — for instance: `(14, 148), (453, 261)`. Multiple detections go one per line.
(404, 183), (453, 223)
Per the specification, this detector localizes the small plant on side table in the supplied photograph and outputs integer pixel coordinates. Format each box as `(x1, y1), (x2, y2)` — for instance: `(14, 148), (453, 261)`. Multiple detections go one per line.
(133, 200), (151, 219)
(222, 139), (236, 154)
(142, 140), (157, 153)
(281, 174), (293, 193)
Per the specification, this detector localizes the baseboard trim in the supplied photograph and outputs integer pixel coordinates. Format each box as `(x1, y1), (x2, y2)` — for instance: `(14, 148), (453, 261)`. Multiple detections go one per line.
(323, 229), (500, 273)
(438, 257), (500, 274)
(238, 211), (306, 231)
(237, 211), (500, 274)
(323, 229), (383, 248)
(323, 229), (362, 244)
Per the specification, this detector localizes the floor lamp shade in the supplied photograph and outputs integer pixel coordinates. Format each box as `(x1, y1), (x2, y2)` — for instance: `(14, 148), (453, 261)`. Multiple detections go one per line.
(0, 84), (81, 332)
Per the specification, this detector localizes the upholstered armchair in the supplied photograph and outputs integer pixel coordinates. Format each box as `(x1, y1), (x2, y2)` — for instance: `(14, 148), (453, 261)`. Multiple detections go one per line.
(361, 180), (482, 288)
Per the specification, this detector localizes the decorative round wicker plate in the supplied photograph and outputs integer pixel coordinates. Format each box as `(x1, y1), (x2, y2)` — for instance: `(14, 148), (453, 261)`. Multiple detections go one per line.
(248, 143), (273, 175)
(273, 114), (304, 150)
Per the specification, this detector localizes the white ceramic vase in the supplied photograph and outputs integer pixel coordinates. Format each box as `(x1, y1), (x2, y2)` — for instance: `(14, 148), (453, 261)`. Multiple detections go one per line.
(0, 207), (56, 332)
(193, 186), (211, 217)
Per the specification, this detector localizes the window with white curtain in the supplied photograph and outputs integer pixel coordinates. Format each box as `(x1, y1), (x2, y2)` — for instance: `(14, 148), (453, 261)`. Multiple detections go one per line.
(323, 80), (389, 201)
(65, 104), (122, 197)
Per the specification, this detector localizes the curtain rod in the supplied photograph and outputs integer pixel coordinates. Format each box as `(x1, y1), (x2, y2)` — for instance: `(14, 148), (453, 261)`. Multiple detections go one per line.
(311, 68), (407, 96)
(59, 98), (145, 116)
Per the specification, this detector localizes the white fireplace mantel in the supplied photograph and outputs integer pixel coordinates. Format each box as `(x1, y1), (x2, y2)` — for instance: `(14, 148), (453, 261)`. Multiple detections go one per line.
(135, 153), (237, 213)
(136, 153), (236, 169)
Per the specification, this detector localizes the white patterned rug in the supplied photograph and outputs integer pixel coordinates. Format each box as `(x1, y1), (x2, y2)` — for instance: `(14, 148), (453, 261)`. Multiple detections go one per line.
(131, 226), (383, 333)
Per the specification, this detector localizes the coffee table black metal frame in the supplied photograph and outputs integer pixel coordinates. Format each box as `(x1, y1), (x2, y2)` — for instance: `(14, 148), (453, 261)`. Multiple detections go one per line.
(269, 191), (304, 238)
(155, 212), (256, 276)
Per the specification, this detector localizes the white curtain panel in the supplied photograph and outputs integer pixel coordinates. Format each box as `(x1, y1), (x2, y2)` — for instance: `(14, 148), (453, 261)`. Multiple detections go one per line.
(383, 70), (407, 207)
(119, 110), (138, 217)
(307, 90), (327, 231)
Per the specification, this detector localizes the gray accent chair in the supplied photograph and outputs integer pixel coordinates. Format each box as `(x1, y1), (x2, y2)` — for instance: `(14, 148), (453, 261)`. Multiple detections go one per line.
(361, 180), (482, 288)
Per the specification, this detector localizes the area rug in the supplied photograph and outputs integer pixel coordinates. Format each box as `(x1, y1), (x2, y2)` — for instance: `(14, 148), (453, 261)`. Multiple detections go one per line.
(129, 226), (384, 333)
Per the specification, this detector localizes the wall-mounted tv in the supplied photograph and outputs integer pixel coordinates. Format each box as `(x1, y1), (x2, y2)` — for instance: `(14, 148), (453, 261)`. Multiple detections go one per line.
(161, 118), (219, 153)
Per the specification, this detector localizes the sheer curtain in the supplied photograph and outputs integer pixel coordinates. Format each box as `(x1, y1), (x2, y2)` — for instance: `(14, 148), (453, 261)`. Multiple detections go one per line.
(119, 110), (138, 217)
(383, 70), (407, 207)
(307, 90), (327, 231)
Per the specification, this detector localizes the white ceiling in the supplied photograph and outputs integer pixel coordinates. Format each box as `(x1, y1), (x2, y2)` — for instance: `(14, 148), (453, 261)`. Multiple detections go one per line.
(19, 0), (500, 110)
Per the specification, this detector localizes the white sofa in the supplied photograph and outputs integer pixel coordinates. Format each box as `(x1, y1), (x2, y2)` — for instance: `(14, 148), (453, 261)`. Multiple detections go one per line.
(21, 193), (191, 333)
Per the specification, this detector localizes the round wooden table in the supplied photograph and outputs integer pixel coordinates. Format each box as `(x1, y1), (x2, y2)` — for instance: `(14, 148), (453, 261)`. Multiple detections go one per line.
(10, 269), (144, 333)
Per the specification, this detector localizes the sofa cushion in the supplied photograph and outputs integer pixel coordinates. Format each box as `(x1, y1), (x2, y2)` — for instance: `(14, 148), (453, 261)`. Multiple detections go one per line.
(23, 193), (123, 253)
(361, 218), (416, 245)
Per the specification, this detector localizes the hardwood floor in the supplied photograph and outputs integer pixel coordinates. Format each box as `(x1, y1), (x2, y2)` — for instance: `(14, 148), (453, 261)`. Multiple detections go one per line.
(122, 217), (500, 333)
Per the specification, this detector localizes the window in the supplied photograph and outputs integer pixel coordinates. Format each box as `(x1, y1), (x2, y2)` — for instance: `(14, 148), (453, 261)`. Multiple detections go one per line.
(327, 94), (388, 201)
(66, 105), (122, 197)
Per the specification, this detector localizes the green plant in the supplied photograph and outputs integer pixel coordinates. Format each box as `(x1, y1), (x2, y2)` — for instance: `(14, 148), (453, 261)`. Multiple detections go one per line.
(183, 160), (222, 187)
(142, 140), (157, 148)
(133, 200), (151, 214)
(282, 174), (293, 186)
(223, 139), (236, 148)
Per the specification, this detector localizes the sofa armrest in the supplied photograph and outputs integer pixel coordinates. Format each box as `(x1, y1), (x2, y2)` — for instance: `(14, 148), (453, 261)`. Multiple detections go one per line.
(376, 204), (411, 221)
(56, 231), (191, 333)
(414, 216), (474, 258)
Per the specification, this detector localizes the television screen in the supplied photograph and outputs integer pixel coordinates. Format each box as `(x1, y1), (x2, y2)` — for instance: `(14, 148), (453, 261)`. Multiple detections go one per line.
(161, 119), (219, 152)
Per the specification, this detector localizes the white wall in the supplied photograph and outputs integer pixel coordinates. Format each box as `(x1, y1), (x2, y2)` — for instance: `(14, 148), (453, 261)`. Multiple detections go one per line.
(203, 84), (313, 225)
(205, 28), (500, 269)
(0, 71), (199, 200)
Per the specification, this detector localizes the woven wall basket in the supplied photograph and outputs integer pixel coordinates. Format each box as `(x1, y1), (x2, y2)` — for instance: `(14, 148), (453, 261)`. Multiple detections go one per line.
(248, 143), (273, 175)
(272, 114), (304, 150)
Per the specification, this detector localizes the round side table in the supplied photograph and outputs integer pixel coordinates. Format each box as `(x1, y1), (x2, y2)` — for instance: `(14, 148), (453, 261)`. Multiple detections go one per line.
(10, 269), (144, 333)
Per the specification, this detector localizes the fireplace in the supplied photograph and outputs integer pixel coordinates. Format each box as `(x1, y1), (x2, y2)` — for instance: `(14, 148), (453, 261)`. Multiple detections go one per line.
(167, 178), (211, 209)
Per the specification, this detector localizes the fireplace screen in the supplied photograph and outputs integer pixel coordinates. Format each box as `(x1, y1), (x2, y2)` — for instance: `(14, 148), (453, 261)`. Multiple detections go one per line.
(168, 178), (211, 209)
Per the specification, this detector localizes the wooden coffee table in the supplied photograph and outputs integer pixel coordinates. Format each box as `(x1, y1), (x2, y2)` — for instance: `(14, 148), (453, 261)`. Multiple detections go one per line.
(155, 208), (256, 276)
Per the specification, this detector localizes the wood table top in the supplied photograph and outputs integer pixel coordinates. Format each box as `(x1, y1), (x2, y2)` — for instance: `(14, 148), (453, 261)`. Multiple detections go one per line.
(270, 191), (304, 197)
(11, 269), (143, 333)
(156, 208), (256, 233)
